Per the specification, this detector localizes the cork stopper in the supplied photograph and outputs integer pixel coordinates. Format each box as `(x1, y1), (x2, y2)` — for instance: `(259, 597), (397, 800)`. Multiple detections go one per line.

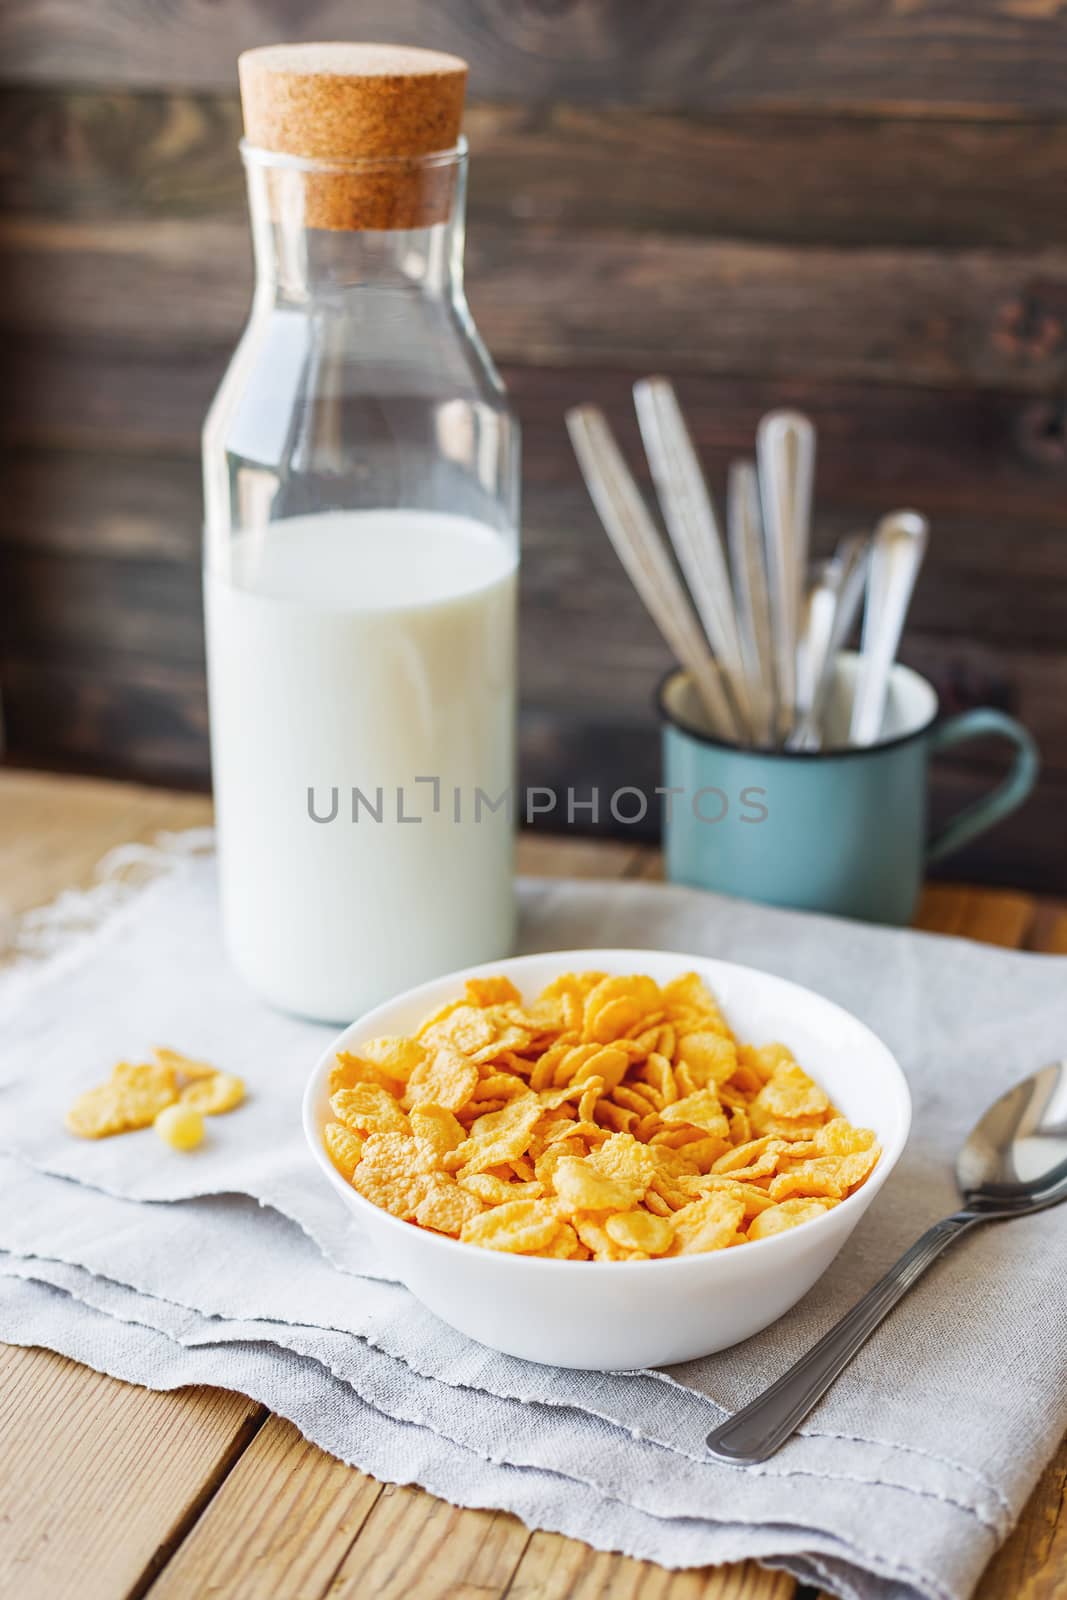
(238, 43), (468, 231)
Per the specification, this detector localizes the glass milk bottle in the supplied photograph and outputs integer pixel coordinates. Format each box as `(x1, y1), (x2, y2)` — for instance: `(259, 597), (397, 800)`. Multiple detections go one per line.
(203, 45), (519, 1021)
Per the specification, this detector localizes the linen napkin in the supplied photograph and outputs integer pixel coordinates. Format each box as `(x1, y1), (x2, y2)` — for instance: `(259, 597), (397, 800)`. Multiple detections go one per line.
(2, 847), (1066, 1600)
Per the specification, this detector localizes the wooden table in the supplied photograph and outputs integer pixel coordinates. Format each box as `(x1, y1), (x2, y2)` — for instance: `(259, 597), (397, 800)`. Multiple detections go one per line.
(2, 769), (1065, 1600)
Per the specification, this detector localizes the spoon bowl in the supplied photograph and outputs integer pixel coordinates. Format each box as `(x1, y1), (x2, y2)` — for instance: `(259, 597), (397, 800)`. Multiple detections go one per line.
(958, 1059), (1067, 1212)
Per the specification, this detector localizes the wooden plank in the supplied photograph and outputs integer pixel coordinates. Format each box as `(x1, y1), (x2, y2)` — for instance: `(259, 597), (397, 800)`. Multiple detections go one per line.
(147, 1415), (383, 1600)
(0, 659), (210, 786)
(0, 1344), (262, 1600)
(12, 360), (1067, 534)
(0, 767), (211, 917)
(1026, 904), (1067, 955)
(515, 832), (646, 881)
(3, 337), (230, 454)
(913, 883), (1036, 947)
(3, 0), (1067, 116)
(5, 215), (1067, 392)
(2, 549), (204, 664)
(9, 87), (1067, 252)
(324, 1483), (531, 1600)
(974, 1435), (1067, 1600)
(506, 1531), (795, 1599)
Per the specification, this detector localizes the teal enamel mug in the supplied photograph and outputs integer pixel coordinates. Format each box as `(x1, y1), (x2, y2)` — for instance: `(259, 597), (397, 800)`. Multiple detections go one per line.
(658, 653), (1039, 925)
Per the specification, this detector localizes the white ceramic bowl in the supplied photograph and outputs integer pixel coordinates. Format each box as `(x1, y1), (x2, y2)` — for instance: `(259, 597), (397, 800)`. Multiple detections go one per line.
(303, 949), (910, 1369)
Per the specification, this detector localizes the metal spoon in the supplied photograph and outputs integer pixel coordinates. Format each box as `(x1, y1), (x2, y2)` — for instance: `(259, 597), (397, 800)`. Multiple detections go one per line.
(707, 1060), (1067, 1465)
(849, 511), (929, 747)
(756, 410), (816, 742)
(727, 460), (777, 748)
(788, 533), (871, 752)
(794, 557), (841, 738)
(632, 378), (756, 742)
(566, 406), (742, 741)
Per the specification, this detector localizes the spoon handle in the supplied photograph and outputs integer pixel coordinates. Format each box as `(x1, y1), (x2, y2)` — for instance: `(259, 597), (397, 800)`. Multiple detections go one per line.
(849, 510), (929, 746)
(705, 1210), (980, 1465)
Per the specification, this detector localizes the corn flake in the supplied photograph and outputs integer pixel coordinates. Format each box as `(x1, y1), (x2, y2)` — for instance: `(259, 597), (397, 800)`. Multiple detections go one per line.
(324, 1120), (365, 1180)
(404, 1046), (480, 1112)
(749, 1197), (838, 1240)
(605, 1210), (675, 1255)
(332, 1082), (409, 1136)
(179, 1071), (246, 1117)
(460, 1199), (559, 1254)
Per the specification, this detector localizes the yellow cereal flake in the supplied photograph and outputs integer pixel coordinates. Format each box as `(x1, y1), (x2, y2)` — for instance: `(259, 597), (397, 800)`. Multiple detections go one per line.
(329, 1052), (396, 1096)
(421, 1004), (498, 1058)
(179, 1071), (246, 1116)
(748, 1198), (838, 1240)
(660, 1090), (730, 1142)
(551, 1155), (645, 1215)
(530, 1220), (585, 1259)
(588, 1131), (659, 1188)
(409, 1104), (466, 1164)
(459, 1199), (559, 1254)
(404, 1046), (480, 1112)
(323, 1120), (365, 1180)
(754, 1060), (830, 1121)
(670, 1191), (746, 1254)
(414, 1174), (484, 1236)
(66, 1084), (136, 1139)
(711, 1137), (785, 1181)
(66, 1059), (178, 1139)
(459, 1173), (544, 1204)
(331, 1083), (409, 1136)
(152, 1046), (216, 1081)
(357, 1036), (426, 1082)
(604, 1210), (675, 1255)
(317, 968), (879, 1259)
(455, 1097), (543, 1179)
(767, 1145), (881, 1202)
(813, 1118), (878, 1156)
(352, 1132), (433, 1219)
(465, 976), (523, 1008)
(573, 1214), (630, 1261)
(571, 1044), (629, 1092)
(676, 1031), (737, 1087)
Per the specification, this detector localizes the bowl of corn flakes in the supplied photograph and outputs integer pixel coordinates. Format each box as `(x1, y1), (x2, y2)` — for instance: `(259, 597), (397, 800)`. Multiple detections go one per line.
(303, 950), (910, 1369)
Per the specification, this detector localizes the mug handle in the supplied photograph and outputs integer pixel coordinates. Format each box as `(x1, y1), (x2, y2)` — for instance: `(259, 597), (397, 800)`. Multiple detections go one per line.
(926, 709), (1040, 865)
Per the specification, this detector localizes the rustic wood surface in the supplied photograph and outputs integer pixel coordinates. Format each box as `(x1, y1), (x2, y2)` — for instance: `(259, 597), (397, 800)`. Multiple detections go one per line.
(2, 6), (1067, 874)
(9, 211), (1067, 392)
(9, 89), (1067, 251)
(0, 768), (1065, 1600)
(4, 0), (1067, 114)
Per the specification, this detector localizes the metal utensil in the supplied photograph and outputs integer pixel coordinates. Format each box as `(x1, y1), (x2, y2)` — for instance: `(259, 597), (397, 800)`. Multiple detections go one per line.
(756, 411), (816, 741)
(849, 511), (929, 747)
(632, 378), (755, 742)
(794, 557), (840, 736)
(727, 461), (777, 748)
(707, 1059), (1067, 1465)
(566, 405), (742, 742)
(788, 533), (872, 752)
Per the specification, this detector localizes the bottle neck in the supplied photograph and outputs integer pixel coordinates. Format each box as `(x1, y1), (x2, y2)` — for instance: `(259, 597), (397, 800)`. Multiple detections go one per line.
(243, 143), (467, 304)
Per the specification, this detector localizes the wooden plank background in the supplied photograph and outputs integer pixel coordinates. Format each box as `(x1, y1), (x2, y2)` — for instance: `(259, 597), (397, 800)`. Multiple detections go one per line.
(2, 3), (1067, 889)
